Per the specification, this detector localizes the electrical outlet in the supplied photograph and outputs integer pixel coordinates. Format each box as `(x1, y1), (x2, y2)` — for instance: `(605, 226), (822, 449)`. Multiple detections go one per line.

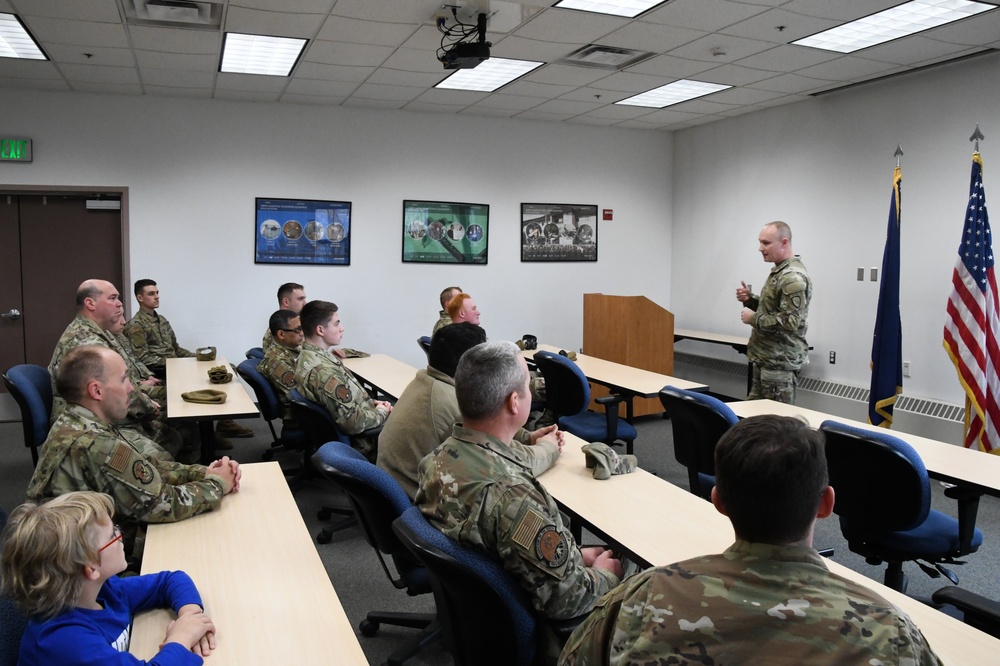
(829, 351), (836, 364)
(857, 267), (864, 281)
(903, 360), (911, 377)
(871, 267), (878, 281)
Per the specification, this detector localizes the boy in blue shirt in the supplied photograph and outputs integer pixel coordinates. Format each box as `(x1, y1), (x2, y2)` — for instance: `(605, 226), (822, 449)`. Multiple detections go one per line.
(1, 491), (216, 665)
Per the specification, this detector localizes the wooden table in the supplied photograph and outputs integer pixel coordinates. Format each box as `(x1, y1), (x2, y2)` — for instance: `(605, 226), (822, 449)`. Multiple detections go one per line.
(674, 327), (752, 394)
(166, 356), (259, 464)
(539, 441), (1000, 663)
(730, 399), (1000, 498)
(342, 353), (419, 401)
(129, 462), (367, 665)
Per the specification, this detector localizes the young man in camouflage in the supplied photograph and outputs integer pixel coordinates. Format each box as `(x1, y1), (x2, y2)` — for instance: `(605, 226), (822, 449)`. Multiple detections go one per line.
(432, 285), (462, 335)
(257, 309), (304, 430)
(415, 341), (622, 627)
(736, 221), (812, 403)
(558, 415), (942, 666)
(27, 345), (241, 559)
(294, 300), (392, 460)
(262, 282), (307, 351)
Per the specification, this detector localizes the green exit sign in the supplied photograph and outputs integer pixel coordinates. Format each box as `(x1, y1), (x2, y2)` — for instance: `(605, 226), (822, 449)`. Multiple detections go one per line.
(1, 137), (32, 162)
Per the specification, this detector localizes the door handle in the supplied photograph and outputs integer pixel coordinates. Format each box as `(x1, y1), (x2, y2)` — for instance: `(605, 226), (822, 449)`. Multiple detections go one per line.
(1, 308), (21, 321)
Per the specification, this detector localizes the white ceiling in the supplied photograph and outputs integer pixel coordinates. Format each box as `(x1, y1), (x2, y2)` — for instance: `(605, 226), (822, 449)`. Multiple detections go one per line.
(3, 0), (999, 131)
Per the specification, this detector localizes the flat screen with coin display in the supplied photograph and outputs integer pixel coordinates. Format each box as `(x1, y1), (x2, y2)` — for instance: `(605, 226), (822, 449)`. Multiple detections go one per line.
(402, 200), (489, 264)
(255, 197), (351, 265)
(520, 203), (598, 262)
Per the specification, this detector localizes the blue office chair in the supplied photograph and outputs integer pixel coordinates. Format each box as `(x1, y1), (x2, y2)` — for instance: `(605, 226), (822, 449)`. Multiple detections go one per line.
(820, 420), (984, 593)
(392, 506), (539, 666)
(234, 359), (307, 465)
(0, 504), (28, 666)
(245, 347), (265, 360)
(416, 336), (431, 359)
(658, 386), (738, 501)
(2, 364), (54, 466)
(532, 350), (637, 454)
(312, 443), (438, 666)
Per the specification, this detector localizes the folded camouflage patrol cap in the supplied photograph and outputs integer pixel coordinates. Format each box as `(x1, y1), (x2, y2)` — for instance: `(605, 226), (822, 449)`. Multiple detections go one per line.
(207, 365), (233, 384)
(581, 442), (637, 480)
(181, 389), (227, 404)
(196, 346), (217, 361)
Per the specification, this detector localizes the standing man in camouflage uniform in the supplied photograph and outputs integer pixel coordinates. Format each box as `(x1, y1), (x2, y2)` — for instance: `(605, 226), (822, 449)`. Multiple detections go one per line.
(258, 309), (304, 430)
(294, 300), (391, 460)
(262, 282), (307, 351)
(736, 221), (811, 403)
(432, 285), (462, 335)
(416, 341), (622, 624)
(124, 278), (252, 442)
(28, 346), (241, 559)
(558, 415), (942, 666)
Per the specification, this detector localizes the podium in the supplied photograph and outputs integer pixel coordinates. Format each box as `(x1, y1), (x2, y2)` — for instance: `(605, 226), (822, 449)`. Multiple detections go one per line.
(583, 293), (674, 417)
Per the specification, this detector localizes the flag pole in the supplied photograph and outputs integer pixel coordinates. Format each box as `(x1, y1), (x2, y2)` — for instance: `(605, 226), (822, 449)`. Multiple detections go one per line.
(895, 144), (903, 168)
(971, 123), (985, 152)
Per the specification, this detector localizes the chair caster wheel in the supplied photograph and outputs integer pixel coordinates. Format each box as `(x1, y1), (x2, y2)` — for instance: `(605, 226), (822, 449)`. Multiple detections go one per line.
(316, 529), (332, 545)
(318, 508), (332, 520)
(360, 619), (379, 637)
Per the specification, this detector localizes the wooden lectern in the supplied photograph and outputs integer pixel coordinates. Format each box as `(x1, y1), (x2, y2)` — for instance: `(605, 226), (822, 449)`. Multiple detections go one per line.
(583, 293), (674, 417)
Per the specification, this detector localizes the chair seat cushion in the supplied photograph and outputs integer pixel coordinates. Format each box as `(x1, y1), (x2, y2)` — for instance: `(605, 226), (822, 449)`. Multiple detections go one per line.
(846, 509), (984, 559)
(558, 412), (637, 444)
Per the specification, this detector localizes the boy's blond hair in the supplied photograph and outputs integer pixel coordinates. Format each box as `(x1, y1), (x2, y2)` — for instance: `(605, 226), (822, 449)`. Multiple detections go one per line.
(1, 492), (115, 620)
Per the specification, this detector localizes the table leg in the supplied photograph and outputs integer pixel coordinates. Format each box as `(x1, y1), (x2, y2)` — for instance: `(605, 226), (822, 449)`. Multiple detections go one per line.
(199, 419), (216, 465)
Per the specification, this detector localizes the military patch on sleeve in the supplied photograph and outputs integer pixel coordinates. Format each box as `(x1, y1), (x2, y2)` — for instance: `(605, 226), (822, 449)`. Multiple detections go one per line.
(132, 460), (154, 484)
(107, 443), (132, 473)
(335, 384), (352, 403)
(511, 507), (545, 551)
(280, 370), (295, 387)
(535, 525), (569, 569)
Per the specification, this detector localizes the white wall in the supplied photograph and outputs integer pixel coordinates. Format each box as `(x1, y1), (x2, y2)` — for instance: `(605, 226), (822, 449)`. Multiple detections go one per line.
(1, 90), (673, 368)
(671, 51), (1000, 406)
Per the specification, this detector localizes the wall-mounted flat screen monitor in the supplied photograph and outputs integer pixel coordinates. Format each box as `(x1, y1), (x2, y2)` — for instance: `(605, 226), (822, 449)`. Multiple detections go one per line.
(402, 199), (489, 264)
(255, 197), (351, 265)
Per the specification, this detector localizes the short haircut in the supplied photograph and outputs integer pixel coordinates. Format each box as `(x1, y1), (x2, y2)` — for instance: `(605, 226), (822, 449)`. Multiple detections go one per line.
(446, 293), (471, 320)
(277, 282), (304, 304)
(439, 286), (462, 309)
(0, 491), (115, 620)
(714, 415), (828, 544)
(455, 341), (526, 420)
(269, 309), (299, 335)
(766, 220), (792, 242)
(75, 281), (102, 308)
(133, 279), (156, 296)
(429, 323), (487, 378)
(56, 346), (109, 404)
(300, 300), (338, 336)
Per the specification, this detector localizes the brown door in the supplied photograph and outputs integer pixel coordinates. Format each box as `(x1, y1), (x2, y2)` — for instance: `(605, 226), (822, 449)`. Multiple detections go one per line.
(0, 196), (26, 379)
(0, 194), (123, 389)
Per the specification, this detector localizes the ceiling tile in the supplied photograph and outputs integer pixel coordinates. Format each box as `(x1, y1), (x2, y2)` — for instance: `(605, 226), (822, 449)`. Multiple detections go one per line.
(135, 50), (218, 72)
(343, 97), (408, 109)
(413, 88), (489, 105)
(285, 77), (360, 96)
(404, 101), (467, 114)
(852, 35), (978, 66)
(294, 61), (375, 82)
(515, 109), (576, 122)
(128, 26), (220, 54)
(641, 0), (769, 32)
(316, 15), (417, 47)
(233, 0), (336, 13)
(499, 79), (579, 98)
(225, 6), (326, 38)
(780, 0), (906, 22)
(597, 20), (706, 53)
(280, 92), (348, 104)
(530, 98), (602, 115)
(705, 85), (786, 104)
(43, 43), (134, 67)
(140, 68), (215, 87)
(565, 115), (619, 126)
(580, 103), (655, 119)
(666, 33), (774, 63)
(925, 9), (1000, 45)
(366, 67), (444, 87)
(216, 72), (290, 92)
(558, 86), (632, 103)
(734, 44), (839, 73)
(460, 106), (521, 118)
(793, 55), (897, 82)
(16, 0), (120, 22)
(511, 7), (627, 44)
(471, 93), (544, 110)
(145, 85), (212, 99)
(331, 0), (442, 23)
(720, 8), (841, 43)
(525, 63), (611, 86)
(588, 70), (669, 93)
(491, 35), (577, 61)
(0, 77), (70, 91)
(351, 82), (425, 101)
(623, 107), (700, 124)
(23, 16), (129, 48)
(59, 63), (139, 84)
(625, 54), (719, 78)
(614, 117), (665, 130)
(0, 59), (63, 79)
(380, 47), (445, 73)
(695, 63), (778, 86)
(666, 98), (738, 114)
(399, 24), (445, 51)
(70, 82), (141, 95)
(215, 89), (282, 102)
(304, 40), (394, 67)
(747, 71), (829, 94)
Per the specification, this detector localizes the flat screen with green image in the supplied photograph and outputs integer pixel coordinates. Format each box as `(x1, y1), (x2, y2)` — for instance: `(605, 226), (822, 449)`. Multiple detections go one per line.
(402, 200), (489, 264)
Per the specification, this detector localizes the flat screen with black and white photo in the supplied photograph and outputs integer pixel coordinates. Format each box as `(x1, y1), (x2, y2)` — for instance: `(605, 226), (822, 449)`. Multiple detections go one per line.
(521, 203), (597, 262)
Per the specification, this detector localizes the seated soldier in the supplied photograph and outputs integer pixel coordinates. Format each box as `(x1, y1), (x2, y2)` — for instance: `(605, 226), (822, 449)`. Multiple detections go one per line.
(294, 300), (391, 461)
(262, 282), (307, 351)
(27, 345), (241, 559)
(432, 285), (462, 334)
(416, 341), (622, 630)
(446, 292), (481, 326)
(558, 415), (943, 666)
(377, 323), (561, 500)
(257, 309), (303, 430)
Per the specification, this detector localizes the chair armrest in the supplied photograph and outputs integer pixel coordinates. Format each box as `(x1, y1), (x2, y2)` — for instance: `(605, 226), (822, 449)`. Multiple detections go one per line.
(944, 484), (982, 555)
(933, 586), (1000, 638)
(594, 395), (622, 440)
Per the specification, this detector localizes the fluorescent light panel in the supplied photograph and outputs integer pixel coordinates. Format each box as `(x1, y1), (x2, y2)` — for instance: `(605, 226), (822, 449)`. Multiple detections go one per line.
(616, 79), (730, 108)
(554, 0), (669, 19)
(436, 58), (543, 93)
(220, 32), (307, 76)
(0, 13), (46, 60)
(793, 0), (996, 53)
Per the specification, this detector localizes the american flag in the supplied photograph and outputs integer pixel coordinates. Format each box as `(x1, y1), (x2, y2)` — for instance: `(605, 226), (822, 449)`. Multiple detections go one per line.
(943, 153), (1000, 454)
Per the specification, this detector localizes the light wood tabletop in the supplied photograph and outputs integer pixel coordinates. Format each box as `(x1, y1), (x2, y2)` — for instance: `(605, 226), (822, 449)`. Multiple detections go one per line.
(165, 356), (259, 422)
(673, 327), (749, 351)
(539, 440), (1000, 663)
(129, 462), (368, 665)
(342, 353), (420, 401)
(730, 399), (1000, 497)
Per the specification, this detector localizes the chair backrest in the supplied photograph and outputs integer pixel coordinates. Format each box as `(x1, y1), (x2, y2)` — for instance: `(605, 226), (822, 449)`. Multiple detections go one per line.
(417, 336), (432, 358)
(235, 358), (281, 422)
(246, 347), (265, 360)
(2, 364), (53, 463)
(393, 506), (537, 666)
(288, 388), (351, 447)
(658, 386), (737, 484)
(819, 420), (930, 534)
(532, 350), (589, 418)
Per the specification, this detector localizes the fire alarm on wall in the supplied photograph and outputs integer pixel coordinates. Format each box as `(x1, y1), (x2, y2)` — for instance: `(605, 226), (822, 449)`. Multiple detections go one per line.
(603, 209), (612, 221)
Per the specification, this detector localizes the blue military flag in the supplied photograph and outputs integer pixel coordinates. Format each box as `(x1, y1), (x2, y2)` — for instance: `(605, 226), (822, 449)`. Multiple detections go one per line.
(869, 166), (902, 427)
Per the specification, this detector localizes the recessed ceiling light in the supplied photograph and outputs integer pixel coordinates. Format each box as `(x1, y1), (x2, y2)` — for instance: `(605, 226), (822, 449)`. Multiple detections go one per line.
(435, 58), (543, 93)
(616, 79), (731, 108)
(220, 32), (307, 76)
(554, 0), (670, 19)
(0, 13), (47, 60)
(793, 0), (996, 53)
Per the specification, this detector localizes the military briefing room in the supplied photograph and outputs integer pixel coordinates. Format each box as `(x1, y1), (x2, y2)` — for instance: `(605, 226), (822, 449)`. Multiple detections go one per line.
(4, 0), (1000, 664)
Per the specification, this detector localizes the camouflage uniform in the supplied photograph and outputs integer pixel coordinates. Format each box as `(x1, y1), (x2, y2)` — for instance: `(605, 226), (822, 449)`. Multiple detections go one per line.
(416, 424), (620, 620)
(27, 403), (227, 558)
(262, 327), (275, 351)
(432, 310), (451, 335)
(258, 342), (300, 427)
(376, 367), (559, 499)
(123, 309), (194, 371)
(294, 341), (388, 460)
(48, 315), (183, 460)
(744, 256), (811, 403)
(558, 540), (942, 666)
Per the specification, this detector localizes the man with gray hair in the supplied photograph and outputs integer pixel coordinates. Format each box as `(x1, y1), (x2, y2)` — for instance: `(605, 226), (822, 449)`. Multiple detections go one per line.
(416, 341), (622, 627)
